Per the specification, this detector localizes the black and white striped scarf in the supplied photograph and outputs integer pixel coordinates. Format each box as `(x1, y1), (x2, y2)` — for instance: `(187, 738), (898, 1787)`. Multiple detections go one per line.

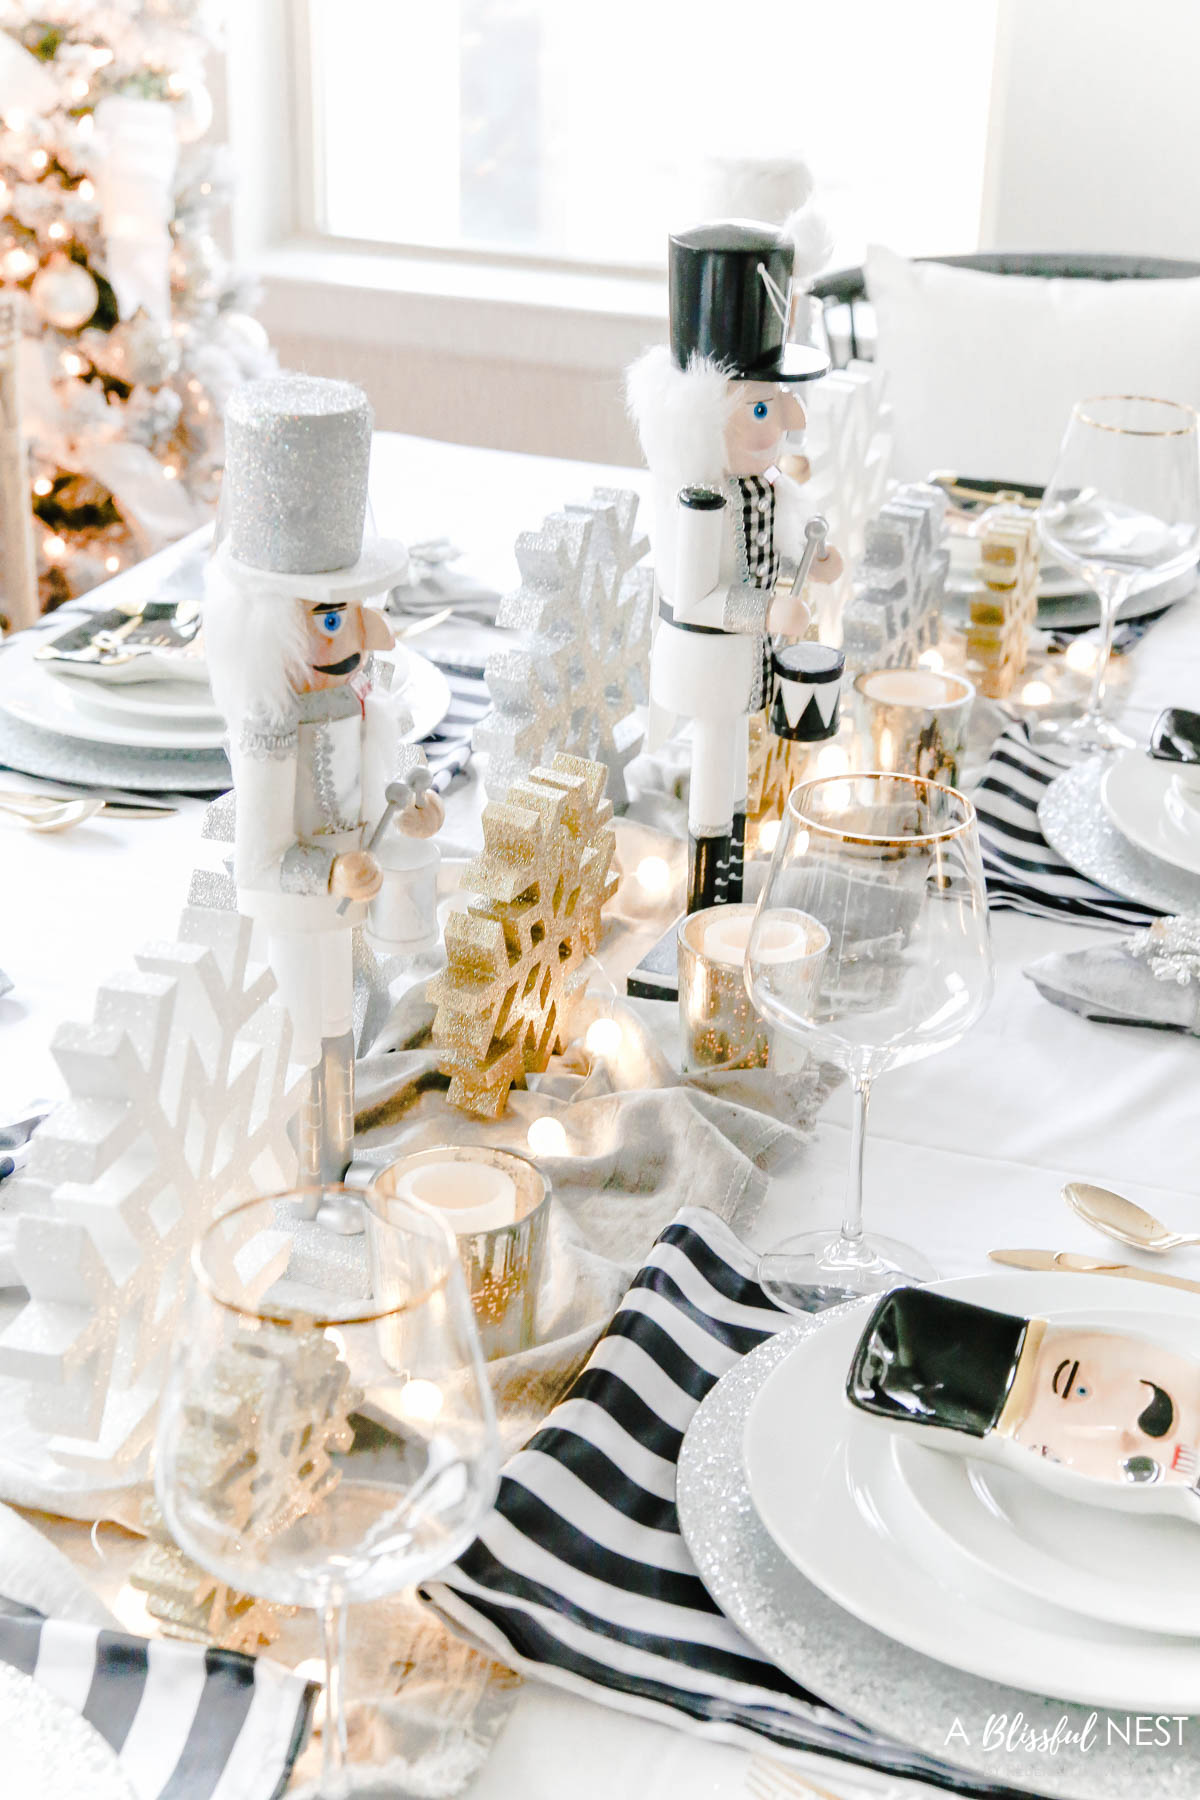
(975, 723), (1161, 927)
(426, 1208), (1012, 1796)
(0, 1601), (315, 1798)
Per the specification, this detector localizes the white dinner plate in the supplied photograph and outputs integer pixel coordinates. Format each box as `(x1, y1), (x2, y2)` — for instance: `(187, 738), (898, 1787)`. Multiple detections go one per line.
(894, 1432), (1200, 1637)
(1102, 749), (1200, 877)
(0, 632), (452, 753)
(743, 1270), (1200, 1711)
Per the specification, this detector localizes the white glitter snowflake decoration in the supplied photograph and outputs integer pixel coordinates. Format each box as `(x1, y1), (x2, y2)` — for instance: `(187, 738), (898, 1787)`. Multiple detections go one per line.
(0, 904), (308, 1484)
(474, 487), (653, 806)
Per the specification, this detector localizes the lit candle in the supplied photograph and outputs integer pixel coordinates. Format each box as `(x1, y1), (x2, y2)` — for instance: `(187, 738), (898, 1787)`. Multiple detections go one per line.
(701, 909), (824, 967)
(857, 667), (970, 708)
(390, 1158), (517, 1235)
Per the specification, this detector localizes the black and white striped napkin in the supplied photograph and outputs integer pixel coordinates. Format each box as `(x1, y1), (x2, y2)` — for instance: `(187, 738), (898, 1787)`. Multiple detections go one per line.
(425, 1207), (1013, 1797)
(975, 723), (1160, 927)
(0, 1601), (315, 1800)
(423, 665), (490, 793)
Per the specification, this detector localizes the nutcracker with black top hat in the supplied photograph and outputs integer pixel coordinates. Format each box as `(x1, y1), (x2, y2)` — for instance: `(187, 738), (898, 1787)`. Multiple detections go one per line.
(627, 195), (843, 915)
(203, 375), (445, 1190)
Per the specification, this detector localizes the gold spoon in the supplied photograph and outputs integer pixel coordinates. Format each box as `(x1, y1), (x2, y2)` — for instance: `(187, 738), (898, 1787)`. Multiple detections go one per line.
(1063, 1180), (1200, 1254)
(0, 792), (105, 833)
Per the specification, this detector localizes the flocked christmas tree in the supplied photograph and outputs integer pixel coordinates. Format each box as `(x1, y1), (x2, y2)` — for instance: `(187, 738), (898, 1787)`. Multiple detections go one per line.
(0, 1), (273, 611)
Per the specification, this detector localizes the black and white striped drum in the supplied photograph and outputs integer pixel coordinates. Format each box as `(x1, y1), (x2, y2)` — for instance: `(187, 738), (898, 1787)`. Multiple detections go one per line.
(768, 640), (845, 742)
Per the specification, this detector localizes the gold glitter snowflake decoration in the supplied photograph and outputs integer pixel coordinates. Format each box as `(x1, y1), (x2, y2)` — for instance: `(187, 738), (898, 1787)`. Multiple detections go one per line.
(132, 1327), (356, 1649)
(428, 753), (618, 1117)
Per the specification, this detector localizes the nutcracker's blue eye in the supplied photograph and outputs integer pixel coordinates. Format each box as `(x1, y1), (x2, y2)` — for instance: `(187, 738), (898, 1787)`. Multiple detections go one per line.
(753, 400), (769, 419)
(321, 611), (342, 633)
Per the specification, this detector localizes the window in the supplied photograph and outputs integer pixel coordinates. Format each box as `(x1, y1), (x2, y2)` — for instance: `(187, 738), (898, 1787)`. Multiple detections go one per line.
(303, 0), (1001, 274)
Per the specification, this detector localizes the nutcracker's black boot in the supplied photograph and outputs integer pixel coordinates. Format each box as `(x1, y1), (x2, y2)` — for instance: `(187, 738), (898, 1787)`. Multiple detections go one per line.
(725, 810), (746, 904)
(687, 832), (730, 913)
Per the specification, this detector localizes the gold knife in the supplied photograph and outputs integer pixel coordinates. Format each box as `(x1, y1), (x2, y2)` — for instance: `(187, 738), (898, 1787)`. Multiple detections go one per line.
(990, 1248), (1200, 1296)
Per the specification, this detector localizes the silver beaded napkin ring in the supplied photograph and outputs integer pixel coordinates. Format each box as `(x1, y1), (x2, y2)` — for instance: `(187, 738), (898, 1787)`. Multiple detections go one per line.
(1127, 915), (1200, 986)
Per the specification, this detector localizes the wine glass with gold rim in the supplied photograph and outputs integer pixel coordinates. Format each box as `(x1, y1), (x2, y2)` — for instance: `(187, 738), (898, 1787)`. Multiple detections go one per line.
(155, 1186), (498, 1797)
(1036, 395), (1200, 758)
(745, 773), (993, 1305)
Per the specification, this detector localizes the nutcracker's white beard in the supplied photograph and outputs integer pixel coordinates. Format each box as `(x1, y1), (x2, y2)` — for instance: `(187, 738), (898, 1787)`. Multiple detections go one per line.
(203, 558), (310, 731)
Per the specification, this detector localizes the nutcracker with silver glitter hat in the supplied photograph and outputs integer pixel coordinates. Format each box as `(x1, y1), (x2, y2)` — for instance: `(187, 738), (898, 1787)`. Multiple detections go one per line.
(204, 374), (445, 1190)
(626, 167), (844, 916)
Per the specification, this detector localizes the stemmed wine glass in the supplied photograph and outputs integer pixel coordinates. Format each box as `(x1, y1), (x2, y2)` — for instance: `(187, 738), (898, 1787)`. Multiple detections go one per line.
(745, 774), (993, 1306)
(155, 1186), (499, 1797)
(1036, 395), (1200, 758)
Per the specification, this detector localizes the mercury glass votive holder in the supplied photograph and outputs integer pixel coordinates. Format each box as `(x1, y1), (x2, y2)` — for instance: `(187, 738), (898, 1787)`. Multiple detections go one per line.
(853, 667), (975, 787)
(678, 903), (829, 1074)
(371, 1146), (549, 1361)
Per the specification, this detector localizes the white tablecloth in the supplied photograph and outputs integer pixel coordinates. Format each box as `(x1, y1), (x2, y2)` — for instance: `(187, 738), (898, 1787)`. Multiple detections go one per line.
(2, 432), (1199, 1800)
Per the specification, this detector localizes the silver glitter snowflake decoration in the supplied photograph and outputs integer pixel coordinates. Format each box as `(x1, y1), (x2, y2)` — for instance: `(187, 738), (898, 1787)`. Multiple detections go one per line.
(474, 487), (653, 806)
(840, 481), (949, 675)
(0, 904), (308, 1486)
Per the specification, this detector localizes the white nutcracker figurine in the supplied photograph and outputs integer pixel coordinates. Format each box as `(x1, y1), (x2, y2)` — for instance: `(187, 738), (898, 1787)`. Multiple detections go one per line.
(204, 375), (444, 1185)
(627, 214), (843, 912)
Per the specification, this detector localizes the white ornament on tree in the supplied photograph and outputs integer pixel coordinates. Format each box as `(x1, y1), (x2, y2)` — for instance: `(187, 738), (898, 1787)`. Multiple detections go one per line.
(0, 905), (308, 1495)
(93, 95), (178, 322)
(473, 487), (653, 806)
(30, 253), (98, 330)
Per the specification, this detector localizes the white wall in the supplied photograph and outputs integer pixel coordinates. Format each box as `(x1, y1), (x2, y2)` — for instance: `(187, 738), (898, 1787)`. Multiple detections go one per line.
(983, 0), (1200, 260)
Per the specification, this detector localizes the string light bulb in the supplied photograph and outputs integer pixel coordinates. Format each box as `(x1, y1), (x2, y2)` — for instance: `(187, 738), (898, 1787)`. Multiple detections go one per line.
(527, 1116), (568, 1158)
(60, 351), (87, 376)
(1065, 639), (1101, 676)
(43, 534), (67, 562)
(918, 647), (946, 672)
(1020, 679), (1053, 706)
(634, 855), (671, 897)
(584, 1016), (622, 1059)
(47, 220), (68, 241)
(162, 463), (179, 480)
(77, 178), (95, 201)
(758, 819), (781, 853)
(29, 149), (49, 172)
(32, 477), (53, 497)
(105, 554), (121, 573)
(3, 246), (38, 280)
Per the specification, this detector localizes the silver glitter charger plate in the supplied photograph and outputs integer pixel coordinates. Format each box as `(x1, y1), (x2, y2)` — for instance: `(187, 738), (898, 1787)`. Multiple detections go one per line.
(1038, 758), (1200, 915)
(0, 1659), (135, 1800)
(677, 1321), (1200, 1800)
(0, 708), (230, 794)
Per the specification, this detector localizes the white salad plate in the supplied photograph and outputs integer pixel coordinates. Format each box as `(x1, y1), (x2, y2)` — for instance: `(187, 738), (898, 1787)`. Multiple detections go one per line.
(0, 631), (452, 754)
(42, 666), (222, 727)
(743, 1269), (1200, 1711)
(894, 1434), (1200, 1638)
(1101, 749), (1200, 878)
